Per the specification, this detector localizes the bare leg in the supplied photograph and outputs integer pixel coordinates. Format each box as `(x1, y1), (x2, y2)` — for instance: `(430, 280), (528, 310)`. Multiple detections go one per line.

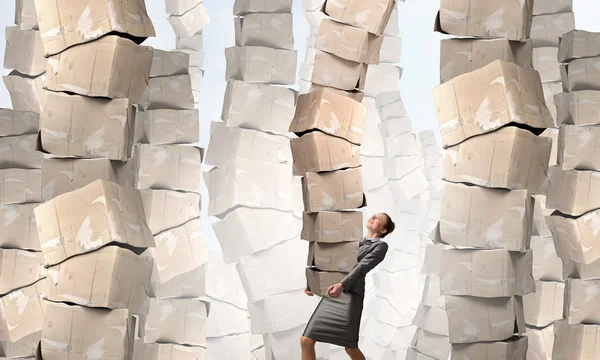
(300, 336), (317, 360)
(345, 347), (366, 360)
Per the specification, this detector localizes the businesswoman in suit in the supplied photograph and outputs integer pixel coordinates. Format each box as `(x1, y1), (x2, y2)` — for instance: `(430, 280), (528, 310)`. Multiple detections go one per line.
(301, 213), (395, 360)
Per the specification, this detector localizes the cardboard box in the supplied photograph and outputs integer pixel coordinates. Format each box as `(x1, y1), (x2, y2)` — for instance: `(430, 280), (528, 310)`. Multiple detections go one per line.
(15, 0), (37, 30)
(378, 117), (413, 137)
(410, 329), (451, 360)
(176, 33), (203, 51)
(0, 203), (40, 251)
(314, 18), (384, 64)
(305, 267), (345, 296)
(439, 38), (533, 84)
(291, 132), (360, 176)
(204, 157), (293, 217)
(407, 348), (437, 360)
(0, 134), (41, 170)
(382, 156), (421, 180)
(530, 12), (575, 47)
(205, 300), (249, 338)
(558, 124), (600, 171)
(523, 280), (564, 327)
(558, 29), (600, 63)
(225, 46), (297, 85)
(376, 91), (408, 119)
(546, 210), (600, 264)
(534, 0), (572, 15)
(149, 260), (206, 300)
(233, 0), (293, 15)
(139, 189), (200, 235)
(434, 60), (553, 148)
(149, 49), (189, 78)
(206, 335), (253, 360)
(138, 74), (195, 111)
(248, 289), (320, 334)
(384, 6), (399, 36)
(133, 342), (206, 360)
(2, 72), (45, 113)
(561, 56), (600, 92)
(412, 304), (448, 336)
(553, 321), (600, 360)
(451, 337), (528, 359)
(34, 179), (154, 267)
(0, 279), (44, 343)
(541, 129), (559, 168)
(533, 47), (561, 82)
(0, 168), (41, 204)
(143, 298), (209, 346)
(440, 182), (533, 252)
(301, 211), (362, 243)
(532, 194), (552, 237)
(307, 241), (358, 272)
(531, 235), (564, 281)
(360, 155), (386, 191)
(440, 249), (535, 297)
(222, 80), (296, 133)
(323, 0), (396, 36)
(0, 249), (43, 296)
(302, 167), (366, 213)
(547, 167), (600, 216)
(302, 0), (325, 11)
(526, 325), (554, 360)
(565, 278), (600, 324)
(45, 36), (152, 102)
(445, 295), (525, 343)
(235, 13), (294, 50)
(45, 246), (152, 313)
(563, 257), (600, 281)
(443, 126), (552, 194)
(34, 0), (155, 57)
(555, 91), (600, 126)
(290, 87), (366, 145)
(128, 144), (203, 193)
(204, 252), (247, 309)
(435, 0), (534, 42)
(0, 330), (39, 358)
(380, 36), (402, 64)
(387, 169), (428, 202)
(3, 27), (46, 76)
(420, 274), (445, 310)
(167, 2), (210, 37)
(41, 300), (133, 359)
(0, 109), (38, 137)
(304, 9), (326, 36)
(165, 0), (201, 15)
(301, 49), (367, 91)
(134, 109), (198, 146)
(543, 82), (562, 126)
(383, 133), (421, 157)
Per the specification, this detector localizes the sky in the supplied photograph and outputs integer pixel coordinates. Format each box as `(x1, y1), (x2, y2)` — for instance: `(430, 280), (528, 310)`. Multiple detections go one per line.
(1, 0), (600, 254)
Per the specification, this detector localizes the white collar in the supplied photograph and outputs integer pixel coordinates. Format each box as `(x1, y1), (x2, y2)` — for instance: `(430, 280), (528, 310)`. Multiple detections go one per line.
(365, 237), (381, 243)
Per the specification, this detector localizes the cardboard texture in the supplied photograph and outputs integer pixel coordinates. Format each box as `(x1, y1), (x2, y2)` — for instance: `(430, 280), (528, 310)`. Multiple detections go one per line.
(0, 279), (44, 343)
(530, 12), (575, 47)
(439, 249), (535, 297)
(561, 56), (600, 92)
(143, 298), (209, 346)
(301, 49), (367, 91)
(379, 35), (402, 64)
(383, 156), (421, 180)
(304, 9), (326, 36)
(563, 257), (600, 281)
(248, 289), (320, 334)
(0, 109), (38, 137)
(533, 194), (552, 237)
(176, 33), (203, 51)
(34, 179), (154, 267)
(205, 300), (249, 338)
(547, 167), (600, 216)
(301, 211), (362, 243)
(235, 13), (294, 50)
(0, 330), (39, 358)
(39, 92), (134, 161)
(0, 249), (43, 296)
(314, 18), (384, 64)
(0, 203), (40, 250)
(165, 0), (201, 15)
(0, 134), (41, 170)
(45, 36), (152, 103)
(407, 348), (437, 360)
(225, 46), (297, 85)
(421, 274), (445, 310)
(302, 167), (366, 213)
(149, 49), (189, 78)
(138, 74), (195, 111)
(167, 2), (210, 37)
(440, 182), (533, 252)
(204, 252), (246, 308)
(0, 168), (41, 204)
(439, 38), (533, 84)
(222, 80), (296, 133)
(378, 116), (412, 138)
(411, 329), (451, 360)
(435, 0), (534, 42)
(307, 241), (358, 272)
(129, 144), (203, 193)
(450, 337), (528, 360)
(531, 235), (565, 281)
(15, 0), (38, 30)
(323, 0), (396, 36)
(543, 82), (562, 126)
(533, 47), (561, 82)
(291, 131), (360, 176)
(45, 246), (152, 313)
(445, 295), (525, 344)
(558, 29), (600, 63)
(534, 0), (573, 15)
(233, 0), (293, 15)
(34, 0), (155, 56)
(556, 90), (600, 126)
(433, 60), (553, 148)
(134, 109), (199, 146)
(541, 129), (559, 169)
(558, 124), (600, 171)
(523, 280), (564, 327)
(4, 26), (46, 76)
(133, 341), (206, 360)
(565, 278), (600, 324)
(553, 321), (600, 360)
(360, 156), (386, 191)
(305, 268), (345, 296)
(412, 304), (448, 336)
(139, 189), (200, 235)
(363, 64), (402, 98)
(290, 87), (366, 145)
(41, 300), (133, 359)
(3, 72), (45, 113)
(149, 260), (206, 300)
(443, 126), (552, 195)
(546, 209), (600, 265)
(526, 325), (554, 360)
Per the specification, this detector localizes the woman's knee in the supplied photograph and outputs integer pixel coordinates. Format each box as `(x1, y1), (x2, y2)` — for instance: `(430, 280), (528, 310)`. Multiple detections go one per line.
(300, 336), (316, 348)
(345, 347), (360, 355)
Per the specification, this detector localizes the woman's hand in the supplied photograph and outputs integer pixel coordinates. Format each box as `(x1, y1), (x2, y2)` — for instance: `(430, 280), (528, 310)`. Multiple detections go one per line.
(304, 287), (314, 296)
(326, 283), (344, 298)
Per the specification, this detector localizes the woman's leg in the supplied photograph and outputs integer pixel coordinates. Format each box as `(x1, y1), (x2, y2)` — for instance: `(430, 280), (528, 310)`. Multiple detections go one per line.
(345, 347), (366, 360)
(300, 336), (317, 360)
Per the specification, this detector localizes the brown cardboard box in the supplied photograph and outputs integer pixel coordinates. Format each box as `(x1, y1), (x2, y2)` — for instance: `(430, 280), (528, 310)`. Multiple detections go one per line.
(0, 330), (39, 358)
(0, 109), (38, 137)
(2, 71), (45, 113)
(547, 167), (600, 216)
(301, 211), (363, 243)
(380, 35), (402, 64)
(533, 47), (561, 82)
(128, 144), (203, 193)
(167, 2), (209, 37)
(0, 249), (43, 296)
(225, 46), (297, 85)
(558, 29), (600, 63)
(450, 337), (528, 359)
(433, 60), (553, 148)
(305, 267), (345, 296)
(565, 278), (600, 324)
(561, 56), (600, 92)
(526, 325), (554, 360)
(547, 209), (600, 264)
(45, 246), (152, 313)
(3, 27), (46, 76)
(532, 194), (552, 237)
(555, 91), (600, 126)
(531, 235), (564, 281)
(541, 128), (559, 166)
(443, 126), (552, 195)
(143, 298), (209, 346)
(563, 257), (600, 281)
(301, 49), (368, 91)
(289, 87), (366, 145)
(149, 260), (206, 300)
(323, 0), (395, 36)
(41, 300), (134, 359)
(176, 33), (203, 51)
(534, 0), (573, 15)
(0, 134), (41, 170)
(133, 341), (206, 360)
(134, 109), (199, 145)
(0, 203), (40, 251)
(558, 124), (600, 171)
(139, 189), (200, 235)
(0, 279), (44, 343)
(15, 0), (38, 30)
(421, 274), (446, 310)
(34, 0), (155, 56)
(553, 321), (600, 360)
(439, 38), (533, 83)
(44, 36), (152, 103)
(412, 304), (449, 336)
(233, 0), (293, 15)
(440, 249), (535, 297)
(411, 329), (451, 360)
(543, 82), (562, 126)
(0, 169), (41, 204)
(440, 182), (533, 252)
(307, 241), (358, 272)
(303, 83), (364, 102)
(138, 75), (195, 111)
(149, 49), (190, 78)
(315, 18), (384, 64)
(34, 179), (154, 267)
(445, 295), (525, 344)
(530, 12), (575, 47)
(234, 13), (294, 50)
(291, 132), (360, 176)
(302, 167), (366, 213)
(435, 0), (534, 42)
(523, 280), (564, 327)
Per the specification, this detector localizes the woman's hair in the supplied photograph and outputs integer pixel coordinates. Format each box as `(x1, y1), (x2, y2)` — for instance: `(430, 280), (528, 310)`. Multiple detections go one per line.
(380, 213), (395, 238)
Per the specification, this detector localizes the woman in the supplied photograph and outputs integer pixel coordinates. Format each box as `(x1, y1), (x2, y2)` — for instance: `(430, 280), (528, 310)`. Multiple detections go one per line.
(300, 213), (395, 360)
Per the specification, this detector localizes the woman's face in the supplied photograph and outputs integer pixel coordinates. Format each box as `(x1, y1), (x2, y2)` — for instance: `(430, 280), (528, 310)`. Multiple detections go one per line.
(366, 213), (387, 236)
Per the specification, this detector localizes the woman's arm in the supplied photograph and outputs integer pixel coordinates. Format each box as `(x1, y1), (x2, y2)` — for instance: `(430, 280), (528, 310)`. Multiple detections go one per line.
(340, 242), (389, 291)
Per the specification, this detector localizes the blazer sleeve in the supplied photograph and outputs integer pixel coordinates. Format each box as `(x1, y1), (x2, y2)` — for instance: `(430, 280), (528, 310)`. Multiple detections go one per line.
(340, 242), (389, 291)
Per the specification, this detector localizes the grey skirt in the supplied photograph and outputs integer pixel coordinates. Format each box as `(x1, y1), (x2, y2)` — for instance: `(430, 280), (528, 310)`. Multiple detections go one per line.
(302, 291), (363, 348)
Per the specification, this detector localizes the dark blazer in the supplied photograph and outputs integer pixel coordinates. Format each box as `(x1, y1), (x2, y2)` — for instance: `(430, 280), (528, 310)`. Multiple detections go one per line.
(340, 239), (389, 297)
